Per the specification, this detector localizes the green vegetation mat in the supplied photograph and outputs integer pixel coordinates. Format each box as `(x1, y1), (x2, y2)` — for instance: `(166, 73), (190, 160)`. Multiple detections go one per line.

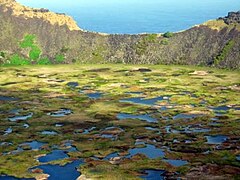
(0, 64), (239, 179)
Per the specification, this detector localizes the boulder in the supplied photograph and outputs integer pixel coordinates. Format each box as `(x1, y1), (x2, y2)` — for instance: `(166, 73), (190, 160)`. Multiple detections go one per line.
(109, 156), (122, 165)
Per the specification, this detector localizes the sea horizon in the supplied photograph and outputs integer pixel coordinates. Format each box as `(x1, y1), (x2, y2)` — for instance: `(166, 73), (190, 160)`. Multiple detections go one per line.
(17, 0), (240, 34)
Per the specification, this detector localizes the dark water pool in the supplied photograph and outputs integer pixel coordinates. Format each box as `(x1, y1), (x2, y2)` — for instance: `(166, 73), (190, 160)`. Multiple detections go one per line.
(140, 169), (166, 180)
(0, 96), (18, 101)
(127, 144), (165, 159)
(47, 109), (72, 117)
(164, 159), (188, 167)
(120, 96), (169, 106)
(38, 150), (69, 163)
(34, 159), (84, 180)
(205, 135), (228, 144)
(8, 113), (33, 122)
(86, 92), (103, 99)
(20, 141), (46, 150)
(117, 113), (157, 123)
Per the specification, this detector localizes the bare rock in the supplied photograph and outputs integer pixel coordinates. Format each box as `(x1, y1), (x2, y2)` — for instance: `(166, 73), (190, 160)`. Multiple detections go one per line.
(77, 174), (92, 180)
(189, 71), (208, 76)
(35, 174), (49, 180)
(109, 156), (122, 165)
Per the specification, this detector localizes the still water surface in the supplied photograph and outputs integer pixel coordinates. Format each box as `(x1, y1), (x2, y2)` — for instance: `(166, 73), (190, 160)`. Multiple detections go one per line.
(17, 0), (240, 34)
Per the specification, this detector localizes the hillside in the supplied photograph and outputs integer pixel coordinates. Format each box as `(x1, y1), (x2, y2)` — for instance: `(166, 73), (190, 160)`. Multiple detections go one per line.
(0, 0), (240, 68)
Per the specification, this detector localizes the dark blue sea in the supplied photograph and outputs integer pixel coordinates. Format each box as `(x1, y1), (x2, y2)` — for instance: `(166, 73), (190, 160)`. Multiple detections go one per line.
(17, 0), (240, 34)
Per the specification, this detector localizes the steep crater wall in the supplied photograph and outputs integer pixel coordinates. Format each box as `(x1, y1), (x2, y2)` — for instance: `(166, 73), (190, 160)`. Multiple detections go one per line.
(0, 0), (240, 68)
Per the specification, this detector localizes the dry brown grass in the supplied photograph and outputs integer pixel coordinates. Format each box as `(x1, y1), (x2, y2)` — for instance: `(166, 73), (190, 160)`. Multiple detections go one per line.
(0, 0), (80, 31)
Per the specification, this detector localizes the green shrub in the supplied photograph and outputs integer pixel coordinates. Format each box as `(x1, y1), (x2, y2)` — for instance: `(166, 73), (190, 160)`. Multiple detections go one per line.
(135, 34), (159, 55)
(20, 34), (43, 62)
(55, 54), (65, 63)
(163, 32), (174, 38)
(37, 57), (51, 65)
(0, 51), (5, 58)
(29, 46), (41, 60)
(160, 39), (169, 45)
(145, 34), (158, 43)
(9, 54), (30, 65)
(92, 52), (99, 56)
(19, 34), (36, 48)
(214, 40), (234, 65)
(2, 34), (53, 66)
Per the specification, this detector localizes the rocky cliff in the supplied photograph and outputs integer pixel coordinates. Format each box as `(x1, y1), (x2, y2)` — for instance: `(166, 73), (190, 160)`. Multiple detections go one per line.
(0, 0), (240, 68)
(219, 11), (240, 25)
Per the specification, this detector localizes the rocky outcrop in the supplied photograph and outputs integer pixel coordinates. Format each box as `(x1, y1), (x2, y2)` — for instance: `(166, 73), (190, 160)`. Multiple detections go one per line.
(0, 0), (240, 69)
(77, 175), (92, 180)
(219, 11), (240, 25)
(0, 0), (80, 31)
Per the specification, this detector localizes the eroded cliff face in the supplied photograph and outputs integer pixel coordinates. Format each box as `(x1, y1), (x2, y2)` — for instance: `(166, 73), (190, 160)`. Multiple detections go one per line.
(0, 0), (240, 68)
(0, 0), (80, 30)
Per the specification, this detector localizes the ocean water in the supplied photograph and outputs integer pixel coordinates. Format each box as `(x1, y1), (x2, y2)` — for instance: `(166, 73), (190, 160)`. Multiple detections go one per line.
(17, 0), (240, 34)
